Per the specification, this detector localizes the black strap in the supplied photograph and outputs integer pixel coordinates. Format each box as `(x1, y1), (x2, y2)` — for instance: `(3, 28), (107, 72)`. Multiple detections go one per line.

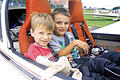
(64, 33), (70, 47)
(79, 22), (92, 47)
(48, 44), (59, 61)
(70, 24), (87, 56)
(70, 22), (93, 55)
(70, 24), (79, 39)
(79, 22), (93, 54)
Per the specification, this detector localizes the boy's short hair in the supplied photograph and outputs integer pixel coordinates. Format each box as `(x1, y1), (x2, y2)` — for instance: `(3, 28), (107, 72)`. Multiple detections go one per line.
(51, 8), (70, 20)
(31, 13), (54, 31)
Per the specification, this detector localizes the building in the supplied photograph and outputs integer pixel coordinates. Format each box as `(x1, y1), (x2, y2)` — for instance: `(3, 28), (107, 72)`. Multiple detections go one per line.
(50, 0), (66, 5)
(49, 0), (68, 8)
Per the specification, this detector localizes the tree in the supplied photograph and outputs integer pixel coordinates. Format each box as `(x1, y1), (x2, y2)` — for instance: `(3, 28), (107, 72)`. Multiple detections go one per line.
(113, 6), (120, 10)
(84, 6), (86, 8)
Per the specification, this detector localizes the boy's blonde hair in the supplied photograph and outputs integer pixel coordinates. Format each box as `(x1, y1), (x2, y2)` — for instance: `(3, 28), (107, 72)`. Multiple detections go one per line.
(51, 8), (70, 21)
(31, 13), (54, 31)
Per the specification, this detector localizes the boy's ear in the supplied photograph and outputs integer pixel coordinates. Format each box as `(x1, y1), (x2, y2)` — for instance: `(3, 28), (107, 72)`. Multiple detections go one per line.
(30, 29), (34, 37)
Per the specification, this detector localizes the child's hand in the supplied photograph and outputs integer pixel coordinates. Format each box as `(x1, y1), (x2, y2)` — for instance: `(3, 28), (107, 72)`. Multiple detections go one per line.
(67, 54), (73, 63)
(42, 64), (65, 79)
(57, 56), (71, 74)
(51, 62), (65, 69)
(72, 70), (82, 80)
(73, 40), (89, 54)
(71, 68), (82, 80)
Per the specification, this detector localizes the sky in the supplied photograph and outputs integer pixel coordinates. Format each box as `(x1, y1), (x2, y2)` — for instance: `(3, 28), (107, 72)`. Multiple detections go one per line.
(81, 0), (120, 9)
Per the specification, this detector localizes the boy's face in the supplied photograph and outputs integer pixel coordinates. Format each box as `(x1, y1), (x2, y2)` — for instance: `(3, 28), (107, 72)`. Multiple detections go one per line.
(31, 25), (53, 48)
(54, 13), (70, 37)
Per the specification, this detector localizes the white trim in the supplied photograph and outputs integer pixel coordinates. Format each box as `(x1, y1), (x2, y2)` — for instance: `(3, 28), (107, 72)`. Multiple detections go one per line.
(1, 0), (10, 48)
(0, 53), (28, 80)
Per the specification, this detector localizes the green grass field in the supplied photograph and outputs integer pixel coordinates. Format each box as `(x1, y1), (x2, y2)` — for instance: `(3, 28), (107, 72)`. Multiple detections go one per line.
(83, 10), (120, 27)
(84, 15), (120, 27)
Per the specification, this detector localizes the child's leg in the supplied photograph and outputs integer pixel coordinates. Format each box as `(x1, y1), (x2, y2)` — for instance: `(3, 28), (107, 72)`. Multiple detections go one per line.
(88, 58), (120, 80)
(98, 51), (120, 65)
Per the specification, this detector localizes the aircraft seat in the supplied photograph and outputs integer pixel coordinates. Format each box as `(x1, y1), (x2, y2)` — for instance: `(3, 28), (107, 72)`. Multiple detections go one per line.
(116, 49), (120, 52)
(68, 0), (96, 56)
(19, 0), (51, 55)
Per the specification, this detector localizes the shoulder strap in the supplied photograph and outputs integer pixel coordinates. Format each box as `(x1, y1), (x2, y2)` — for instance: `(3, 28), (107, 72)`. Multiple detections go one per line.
(79, 22), (92, 49)
(70, 23), (93, 55)
(79, 23), (93, 55)
(70, 24), (79, 39)
(47, 44), (59, 61)
(64, 33), (70, 47)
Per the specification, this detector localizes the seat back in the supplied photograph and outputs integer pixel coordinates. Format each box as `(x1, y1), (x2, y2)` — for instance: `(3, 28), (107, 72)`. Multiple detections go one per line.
(116, 49), (120, 52)
(19, 0), (51, 55)
(69, 0), (96, 48)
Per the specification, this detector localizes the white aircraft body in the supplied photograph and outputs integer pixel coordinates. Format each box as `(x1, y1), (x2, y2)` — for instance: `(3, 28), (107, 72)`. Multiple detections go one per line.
(0, 0), (120, 79)
(84, 9), (120, 17)
(91, 21), (120, 35)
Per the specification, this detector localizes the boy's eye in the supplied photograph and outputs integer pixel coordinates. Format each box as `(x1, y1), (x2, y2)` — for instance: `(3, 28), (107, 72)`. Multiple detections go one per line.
(39, 32), (44, 34)
(65, 22), (69, 25)
(48, 33), (53, 35)
(56, 21), (62, 24)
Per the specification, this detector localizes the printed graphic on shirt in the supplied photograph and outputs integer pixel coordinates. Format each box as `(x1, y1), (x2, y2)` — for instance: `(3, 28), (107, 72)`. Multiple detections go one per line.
(59, 41), (65, 48)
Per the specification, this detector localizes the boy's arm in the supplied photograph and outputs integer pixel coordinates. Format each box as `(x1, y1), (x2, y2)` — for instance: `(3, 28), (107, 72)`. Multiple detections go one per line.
(37, 56), (65, 78)
(36, 56), (71, 74)
(56, 40), (76, 56)
(36, 56), (55, 67)
(40, 56), (72, 79)
(36, 56), (65, 69)
(57, 40), (89, 57)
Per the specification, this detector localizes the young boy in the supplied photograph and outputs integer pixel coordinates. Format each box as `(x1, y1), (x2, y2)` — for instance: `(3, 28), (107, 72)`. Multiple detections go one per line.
(49, 8), (120, 80)
(24, 13), (82, 79)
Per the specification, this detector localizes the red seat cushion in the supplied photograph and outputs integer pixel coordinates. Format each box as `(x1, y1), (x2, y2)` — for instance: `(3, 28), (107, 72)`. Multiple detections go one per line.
(69, 0), (96, 47)
(68, 0), (96, 56)
(19, 0), (51, 55)
(116, 49), (120, 52)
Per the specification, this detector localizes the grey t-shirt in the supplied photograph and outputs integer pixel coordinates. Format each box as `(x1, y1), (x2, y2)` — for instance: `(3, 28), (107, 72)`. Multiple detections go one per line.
(49, 32), (79, 59)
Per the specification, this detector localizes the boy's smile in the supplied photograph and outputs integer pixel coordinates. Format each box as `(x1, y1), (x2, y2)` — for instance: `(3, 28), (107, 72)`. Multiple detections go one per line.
(54, 13), (70, 37)
(31, 25), (53, 48)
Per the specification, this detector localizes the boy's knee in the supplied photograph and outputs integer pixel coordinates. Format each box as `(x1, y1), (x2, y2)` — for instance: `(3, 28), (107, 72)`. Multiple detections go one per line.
(102, 51), (120, 63)
(88, 58), (110, 73)
(89, 58), (110, 65)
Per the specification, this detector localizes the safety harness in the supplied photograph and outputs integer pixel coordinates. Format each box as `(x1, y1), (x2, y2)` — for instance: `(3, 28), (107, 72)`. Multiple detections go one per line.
(70, 22), (93, 55)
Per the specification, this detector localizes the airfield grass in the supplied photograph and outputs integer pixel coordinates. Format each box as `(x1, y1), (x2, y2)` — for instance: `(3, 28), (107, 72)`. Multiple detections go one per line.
(83, 10), (93, 13)
(83, 10), (120, 27)
(84, 15), (120, 27)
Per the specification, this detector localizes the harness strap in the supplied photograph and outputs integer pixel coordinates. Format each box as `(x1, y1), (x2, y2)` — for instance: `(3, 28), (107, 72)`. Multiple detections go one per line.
(79, 22), (93, 54)
(70, 23), (90, 55)
(47, 44), (59, 61)
(64, 33), (70, 47)
(70, 24), (79, 39)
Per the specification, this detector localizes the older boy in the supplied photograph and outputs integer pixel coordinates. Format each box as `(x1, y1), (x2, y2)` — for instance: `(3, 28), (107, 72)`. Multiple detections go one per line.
(49, 8), (120, 80)
(24, 13), (82, 79)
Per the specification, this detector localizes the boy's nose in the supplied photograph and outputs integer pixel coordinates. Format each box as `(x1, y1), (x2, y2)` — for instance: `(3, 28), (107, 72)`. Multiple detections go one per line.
(43, 34), (48, 39)
(61, 23), (65, 27)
